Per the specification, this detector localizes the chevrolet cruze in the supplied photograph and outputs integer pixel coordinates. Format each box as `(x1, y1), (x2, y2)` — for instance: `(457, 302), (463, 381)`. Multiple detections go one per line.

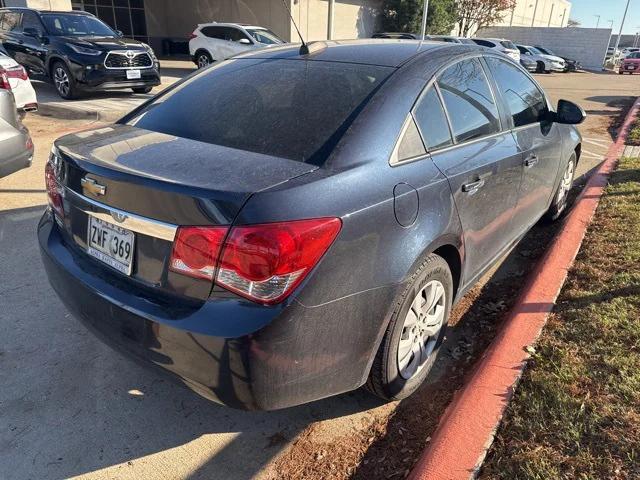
(39, 40), (585, 410)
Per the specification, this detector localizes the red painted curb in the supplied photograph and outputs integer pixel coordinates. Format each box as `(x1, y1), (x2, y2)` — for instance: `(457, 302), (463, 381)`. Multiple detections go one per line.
(409, 97), (640, 480)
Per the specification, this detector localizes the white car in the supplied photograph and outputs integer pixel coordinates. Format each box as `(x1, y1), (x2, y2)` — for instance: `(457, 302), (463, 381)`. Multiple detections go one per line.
(517, 45), (566, 73)
(0, 51), (37, 112)
(472, 38), (521, 62)
(189, 23), (285, 68)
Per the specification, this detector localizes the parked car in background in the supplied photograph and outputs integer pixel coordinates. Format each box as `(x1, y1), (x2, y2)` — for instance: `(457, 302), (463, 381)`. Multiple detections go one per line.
(428, 35), (476, 45)
(0, 51), (37, 111)
(520, 54), (538, 72)
(0, 90), (33, 178)
(517, 45), (565, 73)
(472, 38), (520, 62)
(0, 8), (160, 99)
(189, 22), (285, 68)
(534, 45), (580, 71)
(372, 32), (420, 39)
(621, 47), (640, 58)
(39, 40), (584, 410)
(619, 51), (640, 74)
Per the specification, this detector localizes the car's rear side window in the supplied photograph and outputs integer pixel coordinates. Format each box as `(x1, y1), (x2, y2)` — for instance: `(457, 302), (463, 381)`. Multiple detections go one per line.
(126, 59), (392, 164)
(413, 87), (453, 150)
(486, 57), (548, 128)
(501, 41), (517, 50)
(436, 58), (500, 143)
(472, 39), (494, 48)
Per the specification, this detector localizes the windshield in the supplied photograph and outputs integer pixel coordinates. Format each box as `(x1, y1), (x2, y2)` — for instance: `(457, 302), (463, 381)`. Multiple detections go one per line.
(246, 28), (283, 45)
(629, 52), (640, 59)
(41, 14), (116, 37)
(500, 40), (517, 50)
(529, 47), (544, 55)
(125, 59), (392, 164)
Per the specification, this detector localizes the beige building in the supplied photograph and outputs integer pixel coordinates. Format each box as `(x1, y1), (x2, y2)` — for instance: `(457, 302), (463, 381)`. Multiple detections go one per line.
(1, 0), (381, 54)
(495, 0), (572, 28)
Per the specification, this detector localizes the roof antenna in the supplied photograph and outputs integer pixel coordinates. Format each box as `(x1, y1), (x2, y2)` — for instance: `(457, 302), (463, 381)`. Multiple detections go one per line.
(280, 0), (310, 55)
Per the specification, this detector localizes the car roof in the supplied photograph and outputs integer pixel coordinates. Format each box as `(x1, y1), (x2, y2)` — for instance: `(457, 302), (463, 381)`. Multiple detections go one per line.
(0, 8), (92, 15)
(234, 39), (468, 68)
(198, 22), (262, 29)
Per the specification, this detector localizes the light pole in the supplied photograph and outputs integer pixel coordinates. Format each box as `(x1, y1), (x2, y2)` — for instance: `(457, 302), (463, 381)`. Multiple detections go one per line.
(420, 0), (430, 40)
(531, 0), (540, 27)
(612, 0), (632, 61)
(595, 15), (601, 29)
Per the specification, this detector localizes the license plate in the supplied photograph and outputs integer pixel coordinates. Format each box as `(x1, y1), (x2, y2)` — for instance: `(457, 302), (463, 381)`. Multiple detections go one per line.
(87, 216), (135, 275)
(126, 69), (141, 80)
(628, 66), (636, 70)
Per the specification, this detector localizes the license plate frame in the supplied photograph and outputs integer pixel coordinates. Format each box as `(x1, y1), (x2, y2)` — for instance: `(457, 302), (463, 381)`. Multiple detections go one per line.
(126, 69), (142, 80)
(87, 216), (135, 276)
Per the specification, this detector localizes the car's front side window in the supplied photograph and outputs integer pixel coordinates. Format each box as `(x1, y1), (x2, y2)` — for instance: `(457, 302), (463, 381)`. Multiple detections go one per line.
(436, 58), (500, 144)
(246, 28), (282, 45)
(21, 11), (44, 36)
(486, 57), (548, 128)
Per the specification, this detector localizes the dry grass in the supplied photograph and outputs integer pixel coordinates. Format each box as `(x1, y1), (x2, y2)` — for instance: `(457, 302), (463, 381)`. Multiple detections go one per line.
(480, 157), (640, 480)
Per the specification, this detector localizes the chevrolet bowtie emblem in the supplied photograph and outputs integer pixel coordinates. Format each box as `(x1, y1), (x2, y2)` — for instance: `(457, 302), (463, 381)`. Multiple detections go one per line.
(81, 177), (106, 197)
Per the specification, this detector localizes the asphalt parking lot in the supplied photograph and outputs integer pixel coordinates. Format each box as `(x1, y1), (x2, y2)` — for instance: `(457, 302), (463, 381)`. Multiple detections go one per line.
(1, 70), (638, 480)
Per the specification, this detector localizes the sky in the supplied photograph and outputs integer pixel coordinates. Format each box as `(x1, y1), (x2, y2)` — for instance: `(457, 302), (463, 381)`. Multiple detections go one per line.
(570, 0), (640, 34)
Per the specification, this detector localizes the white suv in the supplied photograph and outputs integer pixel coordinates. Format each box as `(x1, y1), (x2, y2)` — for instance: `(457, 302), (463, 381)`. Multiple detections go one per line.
(517, 45), (566, 73)
(189, 23), (285, 68)
(472, 38), (521, 62)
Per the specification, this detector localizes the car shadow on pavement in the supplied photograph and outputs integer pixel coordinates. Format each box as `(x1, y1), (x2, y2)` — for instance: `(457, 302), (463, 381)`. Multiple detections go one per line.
(0, 205), (385, 480)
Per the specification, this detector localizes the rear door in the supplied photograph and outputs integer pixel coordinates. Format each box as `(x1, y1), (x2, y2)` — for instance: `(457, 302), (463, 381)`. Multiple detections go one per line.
(421, 58), (523, 282)
(485, 57), (562, 232)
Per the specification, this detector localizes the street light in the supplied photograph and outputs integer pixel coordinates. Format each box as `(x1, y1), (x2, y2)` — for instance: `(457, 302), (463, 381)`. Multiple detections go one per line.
(612, 0), (632, 61)
(595, 15), (601, 29)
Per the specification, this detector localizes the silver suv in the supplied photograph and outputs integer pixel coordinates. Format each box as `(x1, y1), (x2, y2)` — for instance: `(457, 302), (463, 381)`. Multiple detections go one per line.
(0, 90), (33, 178)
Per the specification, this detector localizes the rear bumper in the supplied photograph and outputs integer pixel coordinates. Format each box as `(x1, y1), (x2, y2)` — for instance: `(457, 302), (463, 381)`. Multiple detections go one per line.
(0, 135), (33, 179)
(38, 212), (394, 409)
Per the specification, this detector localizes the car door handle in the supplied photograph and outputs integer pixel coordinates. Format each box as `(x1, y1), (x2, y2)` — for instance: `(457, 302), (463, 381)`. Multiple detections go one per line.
(462, 179), (486, 194)
(524, 155), (539, 168)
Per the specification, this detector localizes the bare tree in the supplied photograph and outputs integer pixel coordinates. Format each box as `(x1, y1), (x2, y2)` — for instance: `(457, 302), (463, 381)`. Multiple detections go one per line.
(455, 0), (517, 37)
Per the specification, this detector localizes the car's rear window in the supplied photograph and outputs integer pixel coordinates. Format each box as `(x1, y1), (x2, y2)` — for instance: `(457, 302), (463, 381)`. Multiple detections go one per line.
(501, 41), (517, 50)
(125, 59), (393, 164)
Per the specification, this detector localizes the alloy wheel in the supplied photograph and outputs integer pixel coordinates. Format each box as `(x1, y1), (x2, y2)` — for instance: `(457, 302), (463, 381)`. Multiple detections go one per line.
(397, 280), (446, 380)
(556, 159), (575, 209)
(54, 67), (70, 97)
(198, 54), (211, 68)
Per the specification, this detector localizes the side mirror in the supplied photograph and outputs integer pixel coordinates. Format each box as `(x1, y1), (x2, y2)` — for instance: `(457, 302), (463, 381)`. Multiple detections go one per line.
(554, 99), (586, 125)
(23, 27), (41, 38)
(238, 38), (251, 45)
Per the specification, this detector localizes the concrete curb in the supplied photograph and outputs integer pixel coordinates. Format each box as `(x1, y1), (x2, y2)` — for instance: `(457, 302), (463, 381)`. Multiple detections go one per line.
(408, 97), (640, 480)
(37, 103), (126, 122)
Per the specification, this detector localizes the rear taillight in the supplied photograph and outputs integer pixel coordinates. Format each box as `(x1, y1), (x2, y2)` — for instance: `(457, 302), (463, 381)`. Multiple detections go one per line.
(45, 162), (64, 218)
(0, 69), (10, 90)
(188, 31), (198, 40)
(170, 226), (228, 280)
(169, 218), (342, 304)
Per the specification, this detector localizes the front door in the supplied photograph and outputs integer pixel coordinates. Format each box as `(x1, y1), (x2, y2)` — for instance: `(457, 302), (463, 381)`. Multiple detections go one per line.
(426, 58), (523, 282)
(485, 57), (564, 233)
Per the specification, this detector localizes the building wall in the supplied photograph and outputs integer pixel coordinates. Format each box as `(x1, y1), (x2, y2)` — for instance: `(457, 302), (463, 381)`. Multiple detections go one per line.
(494, 0), (571, 28)
(3, 0), (72, 8)
(478, 25), (610, 70)
(292, 0), (379, 42)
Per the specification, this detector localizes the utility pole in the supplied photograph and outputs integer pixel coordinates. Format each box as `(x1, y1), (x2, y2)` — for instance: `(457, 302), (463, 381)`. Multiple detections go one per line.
(531, 0), (540, 27)
(612, 0), (632, 60)
(595, 15), (601, 29)
(420, 0), (430, 40)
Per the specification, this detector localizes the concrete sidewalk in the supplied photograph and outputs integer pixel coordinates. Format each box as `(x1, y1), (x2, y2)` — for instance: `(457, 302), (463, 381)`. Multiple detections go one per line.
(35, 59), (195, 122)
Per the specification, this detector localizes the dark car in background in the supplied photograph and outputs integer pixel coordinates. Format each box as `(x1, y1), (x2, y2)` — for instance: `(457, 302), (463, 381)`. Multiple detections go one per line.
(0, 8), (160, 99)
(39, 40), (585, 410)
(534, 45), (581, 72)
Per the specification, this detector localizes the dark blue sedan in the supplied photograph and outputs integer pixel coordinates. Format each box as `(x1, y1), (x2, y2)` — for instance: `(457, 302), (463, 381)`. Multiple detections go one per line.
(39, 40), (584, 410)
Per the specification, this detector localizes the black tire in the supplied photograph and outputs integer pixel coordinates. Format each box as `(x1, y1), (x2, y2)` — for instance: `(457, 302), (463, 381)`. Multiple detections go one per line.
(545, 152), (577, 222)
(51, 61), (77, 100)
(195, 50), (213, 69)
(132, 86), (153, 94)
(365, 254), (453, 401)
(536, 61), (545, 73)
